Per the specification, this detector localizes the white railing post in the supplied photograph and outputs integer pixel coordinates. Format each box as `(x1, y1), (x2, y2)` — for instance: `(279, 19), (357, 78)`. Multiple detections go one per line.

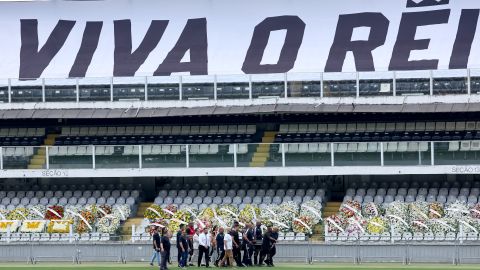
(320, 72), (324, 98)
(41, 78), (45, 102)
(92, 145), (96, 169)
(7, 78), (11, 103)
(131, 225), (136, 243)
(248, 75), (253, 100)
(467, 68), (471, 95)
(380, 142), (384, 166)
(233, 144), (237, 168)
(69, 224), (74, 243)
(45, 146), (49, 169)
(356, 72), (360, 98)
(393, 71), (396, 96)
(110, 77), (114, 102)
(0, 147), (3, 170)
(284, 73), (288, 99)
(330, 143), (335, 166)
(144, 76), (148, 101)
(324, 222), (328, 242)
(186, 144), (189, 168)
(179, 76), (183, 100)
(138, 145), (142, 169)
(214, 75), (218, 100)
(431, 141), (435, 166)
(76, 78), (80, 103)
(281, 143), (286, 167)
(429, 70), (433, 96)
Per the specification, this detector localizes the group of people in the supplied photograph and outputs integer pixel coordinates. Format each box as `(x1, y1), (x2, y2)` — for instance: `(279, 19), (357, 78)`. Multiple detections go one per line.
(149, 221), (279, 269)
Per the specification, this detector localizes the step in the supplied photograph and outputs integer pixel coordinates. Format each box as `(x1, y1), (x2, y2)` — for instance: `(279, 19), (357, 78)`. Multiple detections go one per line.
(251, 156), (268, 163)
(264, 131), (277, 137)
(37, 148), (46, 155)
(256, 144), (270, 152)
(262, 137), (276, 143)
(28, 164), (43, 169)
(252, 152), (269, 158)
(249, 161), (266, 167)
(30, 157), (46, 166)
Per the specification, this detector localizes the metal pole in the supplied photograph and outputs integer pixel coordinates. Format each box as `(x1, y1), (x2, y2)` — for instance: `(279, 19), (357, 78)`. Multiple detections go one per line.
(393, 71), (396, 96)
(356, 72), (360, 98)
(284, 73), (288, 99)
(467, 68), (471, 95)
(248, 75), (253, 100)
(380, 142), (384, 166)
(281, 143), (286, 167)
(233, 144), (237, 168)
(179, 76), (183, 100)
(186, 144), (189, 168)
(7, 78), (11, 103)
(76, 78), (79, 103)
(431, 141), (435, 166)
(330, 143), (335, 166)
(45, 146), (49, 169)
(41, 78), (45, 102)
(214, 75), (217, 100)
(92, 145), (96, 169)
(0, 147), (3, 170)
(429, 70), (433, 96)
(320, 73), (324, 98)
(138, 145), (142, 169)
(110, 77), (114, 102)
(144, 76), (148, 101)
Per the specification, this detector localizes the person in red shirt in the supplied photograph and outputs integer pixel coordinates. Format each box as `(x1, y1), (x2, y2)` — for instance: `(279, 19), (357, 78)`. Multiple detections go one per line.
(187, 222), (195, 266)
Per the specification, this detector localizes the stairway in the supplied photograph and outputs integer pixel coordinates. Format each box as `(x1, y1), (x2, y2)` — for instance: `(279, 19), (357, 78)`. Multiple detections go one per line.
(28, 134), (58, 169)
(311, 201), (342, 242)
(249, 131), (277, 167)
(120, 202), (152, 240)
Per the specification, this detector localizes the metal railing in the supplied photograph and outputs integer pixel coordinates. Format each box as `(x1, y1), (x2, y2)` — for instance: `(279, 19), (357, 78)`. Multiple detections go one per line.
(0, 69), (479, 104)
(1, 140), (479, 170)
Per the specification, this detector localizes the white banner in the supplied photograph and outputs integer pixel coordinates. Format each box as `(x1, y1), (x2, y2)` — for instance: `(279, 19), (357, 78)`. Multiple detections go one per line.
(0, 0), (479, 79)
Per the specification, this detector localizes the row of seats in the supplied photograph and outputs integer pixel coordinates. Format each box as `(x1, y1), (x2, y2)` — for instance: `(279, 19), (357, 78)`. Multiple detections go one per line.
(348, 180), (479, 190)
(0, 232), (111, 242)
(0, 190), (140, 200)
(55, 134), (255, 146)
(1, 183), (140, 192)
(161, 180), (325, 192)
(61, 125), (257, 137)
(279, 122), (478, 134)
(0, 197), (136, 209)
(157, 188), (325, 199)
(0, 128), (45, 137)
(279, 142), (430, 154)
(326, 231), (479, 242)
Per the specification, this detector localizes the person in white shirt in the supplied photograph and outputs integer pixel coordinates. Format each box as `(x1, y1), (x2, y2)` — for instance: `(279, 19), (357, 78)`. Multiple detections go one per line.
(191, 229), (200, 265)
(219, 228), (235, 267)
(198, 227), (211, 267)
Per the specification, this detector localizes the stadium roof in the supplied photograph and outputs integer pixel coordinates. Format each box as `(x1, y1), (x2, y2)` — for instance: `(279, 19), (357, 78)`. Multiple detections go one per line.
(0, 103), (478, 119)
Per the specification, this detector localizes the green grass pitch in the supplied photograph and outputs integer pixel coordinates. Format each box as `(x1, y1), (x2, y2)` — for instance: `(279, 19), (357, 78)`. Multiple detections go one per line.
(0, 263), (479, 269)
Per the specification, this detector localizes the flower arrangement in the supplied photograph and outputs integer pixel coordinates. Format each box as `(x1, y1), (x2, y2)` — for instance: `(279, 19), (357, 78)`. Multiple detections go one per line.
(409, 202), (429, 221)
(428, 218), (456, 234)
(144, 204), (163, 221)
(7, 208), (29, 221)
(113, 205), (131, 221)
(75, 210), (95, 234)
(366, 217), (387, 234)
(44, 205), (64, 220)
(280, 201), (300, 216)
(410, 220), (429, 233)
(97, 215), (120, 234)
(64, 205), (82, 220)
(0, 209), (9, 220)
(97, 205), (112, 219)
(0, 220), (20, 233)
(300, 200), (323, 223)
(345, 216), (367, 235)
(292, 216), (314, 234)
(340, 200), (361, 218)
(47, 220), (73, 233)
(27, 205), (46, 220)
(199, 207), (215, 220)
(428, 203), (445, 219)
(20, 220), (46, 233)
(260, 205), (279, 227)
(239, 204), (260, 224)
(362, 202), (382, 218)
(326, 214), (346, 234)
(445, 201), (469, 219)
(469, 203), (480, 219)
(168, 210), (191, 232)
(162, 204), (177, 219)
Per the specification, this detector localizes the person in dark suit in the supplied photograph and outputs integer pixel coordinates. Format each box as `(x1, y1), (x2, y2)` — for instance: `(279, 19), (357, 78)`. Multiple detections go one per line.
(266, 227), (279, 266)
(253, 221), (263, 265)
(176, 224), (185, 267)
(160, 230), (171, 270)
(242, 223), (254, 266)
